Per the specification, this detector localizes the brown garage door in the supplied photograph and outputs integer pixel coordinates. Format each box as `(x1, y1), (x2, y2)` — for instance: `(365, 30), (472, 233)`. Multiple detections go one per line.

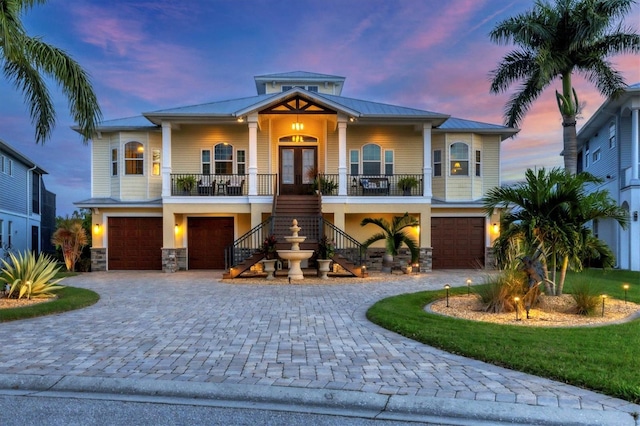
(188, 217), (234, 269)
(108, 217), (163, 270)
(432, 217), (485, 269)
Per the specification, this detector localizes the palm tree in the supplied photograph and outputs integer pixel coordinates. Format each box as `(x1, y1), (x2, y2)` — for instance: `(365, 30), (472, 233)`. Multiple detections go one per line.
(360, 213), (419, 271)
(51, 217), (88, 272)
(489, 0), (639, 174)
(1, 0), (102, 143)
(484, 168), (627, 295)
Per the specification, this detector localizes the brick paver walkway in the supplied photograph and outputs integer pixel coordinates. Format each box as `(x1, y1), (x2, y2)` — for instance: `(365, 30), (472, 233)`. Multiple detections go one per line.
(1, 271), (637, 414)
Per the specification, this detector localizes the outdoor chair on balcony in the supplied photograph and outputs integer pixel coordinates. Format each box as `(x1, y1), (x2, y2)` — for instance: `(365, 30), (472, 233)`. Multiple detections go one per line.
(226, 178), (245, 196)
(198, 176), (215, 195)
(359, 177), (390, 195)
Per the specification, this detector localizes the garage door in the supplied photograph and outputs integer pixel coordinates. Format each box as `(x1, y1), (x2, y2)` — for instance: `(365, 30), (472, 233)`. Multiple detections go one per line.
(108, 217), (163, 270)
(431, 217), (485, 269)
(188, 217), (234, 269)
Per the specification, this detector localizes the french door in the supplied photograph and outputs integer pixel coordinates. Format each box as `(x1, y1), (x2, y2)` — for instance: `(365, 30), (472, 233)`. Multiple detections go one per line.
(279, 146), (317, 195)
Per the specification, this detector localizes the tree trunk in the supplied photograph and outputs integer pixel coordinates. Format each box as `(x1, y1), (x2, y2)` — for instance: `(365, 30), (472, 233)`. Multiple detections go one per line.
(556, 255), (569, 296)
(562, 115), (578, 175)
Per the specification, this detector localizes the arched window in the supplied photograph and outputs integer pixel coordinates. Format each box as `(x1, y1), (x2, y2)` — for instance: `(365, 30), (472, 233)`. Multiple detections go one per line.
(124, 141), (144, 175)
(450, 142), (469, 176)
(214, 143), (233, 174)
(362, 144), (381, 175)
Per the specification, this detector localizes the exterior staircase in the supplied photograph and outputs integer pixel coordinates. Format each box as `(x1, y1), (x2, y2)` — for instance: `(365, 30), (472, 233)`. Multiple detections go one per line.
(223, 194), (366, 278)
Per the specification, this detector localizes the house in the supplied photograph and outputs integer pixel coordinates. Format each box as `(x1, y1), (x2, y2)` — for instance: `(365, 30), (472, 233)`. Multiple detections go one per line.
(0, 139), (56, 259)
(75, 71), (518, 274)
(577, 83), (640, 271)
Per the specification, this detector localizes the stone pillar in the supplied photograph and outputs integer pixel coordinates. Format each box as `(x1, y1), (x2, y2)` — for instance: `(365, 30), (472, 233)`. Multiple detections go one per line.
(91, 248), (107, 271)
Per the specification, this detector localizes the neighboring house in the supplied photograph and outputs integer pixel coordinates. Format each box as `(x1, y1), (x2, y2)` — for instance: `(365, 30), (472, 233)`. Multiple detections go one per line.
(0, 139), (56, 259)
(75, 71), (517, 273)
(577, 83), (640, 271)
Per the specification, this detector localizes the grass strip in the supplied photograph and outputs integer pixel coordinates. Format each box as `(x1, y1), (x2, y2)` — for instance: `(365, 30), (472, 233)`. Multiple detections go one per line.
(366, 269), (640, 403)
(0, 286), (99, 322)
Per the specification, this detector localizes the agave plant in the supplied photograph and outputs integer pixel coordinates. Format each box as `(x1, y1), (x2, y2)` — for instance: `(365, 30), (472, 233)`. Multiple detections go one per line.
(0, 251), (64, 299)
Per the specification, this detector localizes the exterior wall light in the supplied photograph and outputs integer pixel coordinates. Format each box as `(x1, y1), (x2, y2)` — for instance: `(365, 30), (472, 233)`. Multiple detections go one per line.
(174, 224), (179, 234)
(492, 223), (499, 233)
(93, 224), (100, 234)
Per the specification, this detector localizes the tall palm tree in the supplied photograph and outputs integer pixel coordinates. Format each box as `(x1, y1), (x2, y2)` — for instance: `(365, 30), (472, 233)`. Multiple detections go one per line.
(484, 168), (627, 295)
(1, 0), (102, 143)
(489, 0), (639, 174)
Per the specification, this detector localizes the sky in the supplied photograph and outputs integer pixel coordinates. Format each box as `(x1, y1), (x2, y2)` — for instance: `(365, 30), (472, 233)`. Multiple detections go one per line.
(1, 0), (639, 216)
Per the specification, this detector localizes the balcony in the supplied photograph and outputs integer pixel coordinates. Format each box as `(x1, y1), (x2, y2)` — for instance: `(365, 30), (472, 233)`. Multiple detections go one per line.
(169, 173), (423, 197)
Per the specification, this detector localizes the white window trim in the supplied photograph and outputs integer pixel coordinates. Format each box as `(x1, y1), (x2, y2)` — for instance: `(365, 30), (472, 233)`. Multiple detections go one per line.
(609, 121), (616, 149)
(384, 149), (394, 176)
(475, 150), (482, 177)
(124, 141), (145, 175)
(201, 149), (212, 174)
(449, 142), (470, 176)
(362, 143), (383, 175)
(593, 148), (601, 163)
(111, 148), (118, 176)
(349, 149), (360, 175)
(236, 149), (246, 175)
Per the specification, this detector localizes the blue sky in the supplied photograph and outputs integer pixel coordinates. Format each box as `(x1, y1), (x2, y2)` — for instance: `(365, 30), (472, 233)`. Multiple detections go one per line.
(1, 0), (639, 216)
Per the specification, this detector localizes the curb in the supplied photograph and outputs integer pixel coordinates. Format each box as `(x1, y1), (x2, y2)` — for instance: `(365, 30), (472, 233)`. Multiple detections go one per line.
(0, 374), (636, 426)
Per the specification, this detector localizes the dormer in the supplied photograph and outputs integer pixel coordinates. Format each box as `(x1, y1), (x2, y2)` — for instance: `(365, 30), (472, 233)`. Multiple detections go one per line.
(254, 71), (346, 96)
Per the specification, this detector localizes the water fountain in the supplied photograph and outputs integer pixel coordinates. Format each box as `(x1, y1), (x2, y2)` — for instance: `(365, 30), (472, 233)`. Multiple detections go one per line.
(276, 219), (315, 280)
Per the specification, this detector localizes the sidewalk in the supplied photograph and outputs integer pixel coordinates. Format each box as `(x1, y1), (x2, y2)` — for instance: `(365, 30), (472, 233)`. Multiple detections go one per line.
(0, 271), (637, 425)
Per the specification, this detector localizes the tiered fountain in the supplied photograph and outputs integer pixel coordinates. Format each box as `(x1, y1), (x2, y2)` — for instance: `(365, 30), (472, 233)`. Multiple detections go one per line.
(276, 219), (314, 280)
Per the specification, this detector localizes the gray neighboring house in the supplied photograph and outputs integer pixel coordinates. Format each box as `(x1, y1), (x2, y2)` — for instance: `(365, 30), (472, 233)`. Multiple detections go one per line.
(0, 139), (56, 259)
(577, 83), (640, 271)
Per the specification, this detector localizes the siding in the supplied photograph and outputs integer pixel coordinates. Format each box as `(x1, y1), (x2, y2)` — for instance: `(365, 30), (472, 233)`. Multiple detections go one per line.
(92, 135), (112, 197)
(171, 125), (249, 173)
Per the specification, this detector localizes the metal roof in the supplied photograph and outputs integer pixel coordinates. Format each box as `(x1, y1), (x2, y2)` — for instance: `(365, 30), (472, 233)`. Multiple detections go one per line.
(74, 197), (162, 208)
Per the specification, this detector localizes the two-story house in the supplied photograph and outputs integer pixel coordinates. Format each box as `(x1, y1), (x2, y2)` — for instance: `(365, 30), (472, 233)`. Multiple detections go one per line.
(577, 83), (640, 271)
(0, 139), (56, 258)
(76, 71), (518, 274)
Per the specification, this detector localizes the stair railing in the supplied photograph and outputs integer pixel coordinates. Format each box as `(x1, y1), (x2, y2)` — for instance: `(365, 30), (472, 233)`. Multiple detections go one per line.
(224, 217), (272, 270)
(321, 218), (364, 267)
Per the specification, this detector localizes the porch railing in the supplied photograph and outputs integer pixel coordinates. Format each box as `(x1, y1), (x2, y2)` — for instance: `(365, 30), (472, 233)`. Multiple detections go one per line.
(170, 173), (423, 196)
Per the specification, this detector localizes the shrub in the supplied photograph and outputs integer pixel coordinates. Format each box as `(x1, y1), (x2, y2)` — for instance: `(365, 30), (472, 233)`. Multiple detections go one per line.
(570, 281), (601, 316)
(475, 270), (527, 313)
(0, 251), (65, 299)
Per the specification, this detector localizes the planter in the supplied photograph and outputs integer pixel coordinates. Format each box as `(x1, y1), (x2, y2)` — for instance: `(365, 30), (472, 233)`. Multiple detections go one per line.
(261, 259), (277, 280)
(317, 259), (332, 279)
(382, 253), (393, 273)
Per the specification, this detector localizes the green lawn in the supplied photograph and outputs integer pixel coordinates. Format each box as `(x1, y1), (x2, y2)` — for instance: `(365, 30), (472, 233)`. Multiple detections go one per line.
(366, 269), (640, 403)
(0, 272), (99, 322)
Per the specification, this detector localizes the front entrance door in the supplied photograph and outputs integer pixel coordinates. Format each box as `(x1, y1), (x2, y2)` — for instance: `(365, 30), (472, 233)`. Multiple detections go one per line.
(279, 147), (316, 195)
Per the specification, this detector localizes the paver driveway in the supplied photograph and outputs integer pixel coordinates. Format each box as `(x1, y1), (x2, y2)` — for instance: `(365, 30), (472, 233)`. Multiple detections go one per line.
(1, 271), (637, 414)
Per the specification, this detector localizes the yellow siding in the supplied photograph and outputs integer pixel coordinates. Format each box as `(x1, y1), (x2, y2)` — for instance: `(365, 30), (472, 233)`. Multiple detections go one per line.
(92, 135), (112, 197)
(346, 126), (423, 174)
(171, 124), (249, 173)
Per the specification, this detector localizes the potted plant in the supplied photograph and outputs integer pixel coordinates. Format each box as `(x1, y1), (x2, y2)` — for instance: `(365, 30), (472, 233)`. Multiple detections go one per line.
(316, 236), (335, 279)
(176, 175), (197, 194)
(360, 212), (419, 273)
(397, 176), (419, 196)
(260, 234), (278, 280)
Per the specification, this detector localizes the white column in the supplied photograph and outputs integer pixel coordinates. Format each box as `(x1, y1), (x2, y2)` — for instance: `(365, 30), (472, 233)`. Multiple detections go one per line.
(161, 122), (173, 197)
(248, 116), (258, 196)
(422, 123), (432, 198)
(338, 120), (347, 196)
(632, 108), (639, 182)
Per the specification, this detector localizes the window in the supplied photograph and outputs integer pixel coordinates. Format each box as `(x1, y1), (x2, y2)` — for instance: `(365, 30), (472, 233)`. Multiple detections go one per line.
(593, 219), (599, 238)
(450, 142), (469, 175)
(350, 150), (359, 175)
(0, 219), (3, 246)
(7, 159), (12, 176)
(152, 149), (161, 176)
(433, 150), (442, 177)
(214, 143), (233, 174)
(384, 150), (394, 175)
(7, 221), (12, 247)
(362, 144), (381, 175)
(237, 150), (246, 175)
(0, 155), (4, 173)
(111, 149), (118, 176)
(281, 85), (318, 92)
(585, 141), (590, 168)
(124, 142), (144, 175)
(201, 150), (211, 174)
(593, 148), (601, 163)
(609, 122), (616, 149)
(475, 150), (482, 177)
(32, 172), (40, 214)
